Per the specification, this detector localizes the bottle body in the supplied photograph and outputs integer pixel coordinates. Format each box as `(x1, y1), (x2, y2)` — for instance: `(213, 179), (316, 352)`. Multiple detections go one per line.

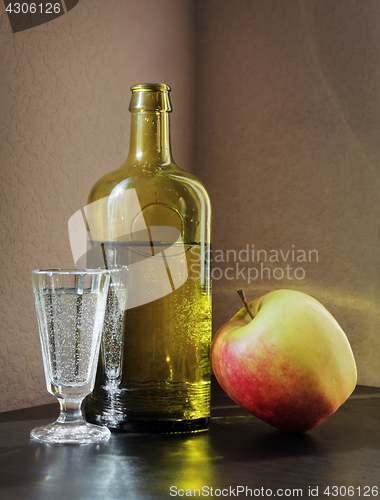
(85, 84), (212, 432)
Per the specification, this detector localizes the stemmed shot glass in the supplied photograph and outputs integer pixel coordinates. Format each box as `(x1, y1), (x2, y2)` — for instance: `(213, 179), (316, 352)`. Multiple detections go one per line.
(31, 269), (110, 445)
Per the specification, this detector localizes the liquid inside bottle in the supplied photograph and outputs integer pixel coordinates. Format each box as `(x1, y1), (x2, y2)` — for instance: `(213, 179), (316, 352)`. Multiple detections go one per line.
(84, 84), (212, 433)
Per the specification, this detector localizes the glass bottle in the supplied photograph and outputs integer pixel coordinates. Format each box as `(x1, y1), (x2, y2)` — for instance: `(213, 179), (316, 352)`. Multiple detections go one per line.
(84, 83), (212, 433)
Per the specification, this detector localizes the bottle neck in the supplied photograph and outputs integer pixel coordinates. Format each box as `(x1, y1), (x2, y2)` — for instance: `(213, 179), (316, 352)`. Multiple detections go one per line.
(127, 111), (173, 166)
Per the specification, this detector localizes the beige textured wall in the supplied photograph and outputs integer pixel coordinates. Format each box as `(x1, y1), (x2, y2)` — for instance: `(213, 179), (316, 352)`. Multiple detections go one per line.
(0, 0), (196, 411)
(196, 0), (380, 387)
(1, 0), (380, 412)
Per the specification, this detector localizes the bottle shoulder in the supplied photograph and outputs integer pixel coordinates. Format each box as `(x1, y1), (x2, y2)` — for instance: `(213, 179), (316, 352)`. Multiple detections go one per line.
(87, 162), (211, 245)
(88, 162), (211, 207)
(168, 167), (210, 194)
(88, 169), (123, 204)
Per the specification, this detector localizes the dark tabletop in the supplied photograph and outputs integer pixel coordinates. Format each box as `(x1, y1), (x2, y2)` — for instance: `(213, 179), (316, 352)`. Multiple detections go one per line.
(0, 379), (380, 500)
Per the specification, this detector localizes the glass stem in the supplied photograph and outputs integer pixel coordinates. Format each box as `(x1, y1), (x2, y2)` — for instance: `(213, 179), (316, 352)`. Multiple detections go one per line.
(57, 399), (84, 425)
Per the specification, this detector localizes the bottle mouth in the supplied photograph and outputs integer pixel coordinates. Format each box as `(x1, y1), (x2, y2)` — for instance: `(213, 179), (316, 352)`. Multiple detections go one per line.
(131, 83), (171, 93)
(129, 83), (172, 112)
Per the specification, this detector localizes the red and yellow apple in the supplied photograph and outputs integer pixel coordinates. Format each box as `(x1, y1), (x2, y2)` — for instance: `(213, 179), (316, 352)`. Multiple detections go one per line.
(211, 289), (357, 432)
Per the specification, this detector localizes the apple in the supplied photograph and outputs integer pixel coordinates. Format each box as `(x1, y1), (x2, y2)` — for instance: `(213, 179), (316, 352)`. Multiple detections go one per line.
(211, 289), (357, 432)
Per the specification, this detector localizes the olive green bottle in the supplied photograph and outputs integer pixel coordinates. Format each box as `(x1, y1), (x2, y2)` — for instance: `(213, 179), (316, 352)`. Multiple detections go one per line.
(85, 84), (212, 433)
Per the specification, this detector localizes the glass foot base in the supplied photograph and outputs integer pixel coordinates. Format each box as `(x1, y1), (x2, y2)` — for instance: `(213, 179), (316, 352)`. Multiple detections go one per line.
(30, 420), (111, 445)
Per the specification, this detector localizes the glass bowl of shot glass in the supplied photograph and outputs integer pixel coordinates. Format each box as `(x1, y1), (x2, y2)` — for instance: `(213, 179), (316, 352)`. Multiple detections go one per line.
(30, 269), (111, 445)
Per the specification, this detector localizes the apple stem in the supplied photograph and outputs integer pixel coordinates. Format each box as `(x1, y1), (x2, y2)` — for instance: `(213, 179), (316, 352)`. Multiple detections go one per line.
(237, 289), (254, 319)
